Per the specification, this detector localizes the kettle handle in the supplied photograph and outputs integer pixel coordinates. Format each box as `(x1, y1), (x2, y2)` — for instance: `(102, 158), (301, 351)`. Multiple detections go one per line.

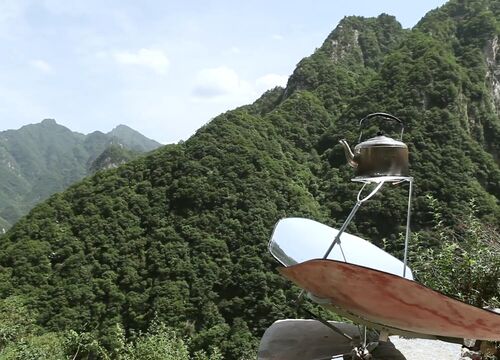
(358, 112), (404, 142)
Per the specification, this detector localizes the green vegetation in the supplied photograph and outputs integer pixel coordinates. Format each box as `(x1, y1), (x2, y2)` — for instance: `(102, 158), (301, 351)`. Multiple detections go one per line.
(411, 197), (500, 308)
(89, 145), (140, 173)
(0, 296), (222, 359)
(0, 121), (161, 229)
(0, 0), (499, 358)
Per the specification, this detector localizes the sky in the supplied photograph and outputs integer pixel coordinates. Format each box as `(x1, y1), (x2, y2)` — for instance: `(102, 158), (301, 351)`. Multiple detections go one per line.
(0, 0), (448, 144)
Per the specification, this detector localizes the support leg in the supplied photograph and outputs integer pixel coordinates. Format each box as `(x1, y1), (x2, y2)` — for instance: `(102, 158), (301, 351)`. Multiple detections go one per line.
(402, 178), (413, 278)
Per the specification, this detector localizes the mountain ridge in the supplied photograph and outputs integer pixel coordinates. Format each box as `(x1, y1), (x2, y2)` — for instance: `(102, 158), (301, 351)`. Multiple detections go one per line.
(0, 119), (161, 229)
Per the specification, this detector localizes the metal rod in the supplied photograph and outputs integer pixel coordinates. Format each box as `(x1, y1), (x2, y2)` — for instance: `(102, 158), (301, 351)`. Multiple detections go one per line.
(363, 325), (367, 347)
(299, 306), (353, 342)
(322, 181), (385, 261)
(402, 178), (413, 278)
(322, 200), (361, 260)
(357, 180), (385, 203)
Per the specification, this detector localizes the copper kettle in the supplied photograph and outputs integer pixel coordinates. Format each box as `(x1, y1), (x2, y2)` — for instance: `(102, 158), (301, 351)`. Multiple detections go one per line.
(339, 113), (409, 178)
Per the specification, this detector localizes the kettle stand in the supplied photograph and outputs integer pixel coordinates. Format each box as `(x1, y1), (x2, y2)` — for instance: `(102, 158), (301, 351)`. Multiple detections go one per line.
(292, 175), (414, 358)
(323, 176), (414, 278)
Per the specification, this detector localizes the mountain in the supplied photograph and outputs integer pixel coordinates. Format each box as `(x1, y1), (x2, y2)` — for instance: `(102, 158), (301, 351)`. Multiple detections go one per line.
(0, 120), (161, 229)
(88, 144), (141, 173)
(0, 1), (499, 358)
(107, 125), (162, 152)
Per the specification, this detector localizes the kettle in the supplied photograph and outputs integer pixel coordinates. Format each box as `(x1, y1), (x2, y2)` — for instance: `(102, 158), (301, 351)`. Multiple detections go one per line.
(339, 113), (409, 178)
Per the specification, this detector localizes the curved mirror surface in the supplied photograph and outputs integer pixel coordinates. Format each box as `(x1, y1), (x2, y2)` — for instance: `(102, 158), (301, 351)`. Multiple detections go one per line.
(269, 217), (413, 280)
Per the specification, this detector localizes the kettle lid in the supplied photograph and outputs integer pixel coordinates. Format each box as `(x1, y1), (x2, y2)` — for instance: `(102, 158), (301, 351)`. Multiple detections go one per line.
(355, 131), (407, 149)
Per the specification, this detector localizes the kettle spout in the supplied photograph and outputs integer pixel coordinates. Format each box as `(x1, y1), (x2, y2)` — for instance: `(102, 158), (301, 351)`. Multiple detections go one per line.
(339, 139), (358, 168)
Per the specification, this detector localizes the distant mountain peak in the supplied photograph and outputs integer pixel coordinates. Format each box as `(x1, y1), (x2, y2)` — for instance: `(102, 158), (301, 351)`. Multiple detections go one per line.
(112, 124), (134, 131)
(108, 124), (143, 139)
(41, 118), (57, 126)
(107, 124), (162, 152)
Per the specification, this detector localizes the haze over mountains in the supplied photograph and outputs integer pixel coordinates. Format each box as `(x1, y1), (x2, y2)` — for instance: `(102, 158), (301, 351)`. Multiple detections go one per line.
(0, 0), (499, 359)
(0, 119), (161, 230)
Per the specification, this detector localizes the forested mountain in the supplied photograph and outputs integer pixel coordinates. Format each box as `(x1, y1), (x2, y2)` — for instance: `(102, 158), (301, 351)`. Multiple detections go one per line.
(0, 120), (161, 230)
(89, 145), (141, 173)
(0, 0), (499, 358)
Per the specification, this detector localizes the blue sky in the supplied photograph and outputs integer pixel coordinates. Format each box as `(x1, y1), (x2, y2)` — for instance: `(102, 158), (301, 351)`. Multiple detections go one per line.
(0, 0), (447, 144)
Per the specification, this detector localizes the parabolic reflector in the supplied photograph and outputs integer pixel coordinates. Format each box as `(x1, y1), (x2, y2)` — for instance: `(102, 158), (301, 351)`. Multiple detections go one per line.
(280, 259), (500, 341)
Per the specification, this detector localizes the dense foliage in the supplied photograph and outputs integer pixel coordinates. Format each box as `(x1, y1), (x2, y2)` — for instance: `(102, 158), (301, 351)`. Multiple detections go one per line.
(0, 120), (160, 229)
(0, 0), (499, 358)
(411, 197), (500, 308)
(0, 296), (223, 359)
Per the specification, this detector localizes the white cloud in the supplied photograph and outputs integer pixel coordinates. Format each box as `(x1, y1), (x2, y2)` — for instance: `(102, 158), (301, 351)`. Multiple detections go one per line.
(192, 68), (289, 106)
(255, 73), (288, 91)
(193, 66), (248, 98)
(272, 34), (284, 41)
(230, 46), (240, 54)
(113, 48), (170, 74)
(29, 59), (52, 73)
